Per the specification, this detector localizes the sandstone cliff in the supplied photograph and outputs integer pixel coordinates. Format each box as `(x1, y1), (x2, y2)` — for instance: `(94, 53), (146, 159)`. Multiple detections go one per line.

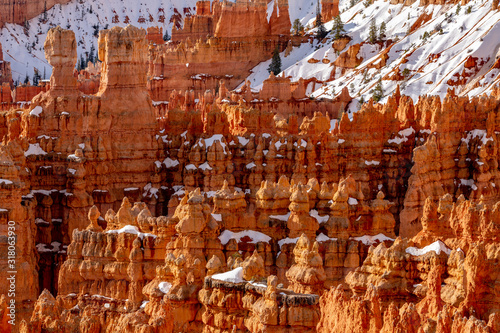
(0, 0), (71, 28)
(1, 12), (500, 332)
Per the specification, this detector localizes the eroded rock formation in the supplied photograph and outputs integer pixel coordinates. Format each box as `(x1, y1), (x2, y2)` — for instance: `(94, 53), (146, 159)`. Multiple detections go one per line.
(148, 0), (295, 98)
(0, 0), (71, 28)
(2, 7), (500, 331)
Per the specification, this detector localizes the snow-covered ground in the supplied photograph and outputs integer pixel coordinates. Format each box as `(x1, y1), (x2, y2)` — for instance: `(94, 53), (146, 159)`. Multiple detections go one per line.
(0, 0), (198, 82)
(3, 0), (500, 112)
(1, 0), (318, 84)
(244, 0), (500, 116)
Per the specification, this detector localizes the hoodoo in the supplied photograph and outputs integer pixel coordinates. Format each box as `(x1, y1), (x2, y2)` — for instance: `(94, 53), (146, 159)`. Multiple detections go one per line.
(1, 0), (500, 332)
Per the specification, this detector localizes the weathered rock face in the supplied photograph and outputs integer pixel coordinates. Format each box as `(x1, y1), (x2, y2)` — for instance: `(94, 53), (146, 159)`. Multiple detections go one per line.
(286, 235), (326, 295)
(4, 7), (500, 331)
(0, 0), (71, 28)
(21, 163), (401, 331)
(316, 190), (500, 332)
(0, 42), (16, 111)
(400, 90), (500, 238)
(0, 26), (163, 328)
(321, 0), (340, 22)
(149, 0), (294, 98)
(44, 26), (78, 92)
(0, 147), (38, 324)
(0, 42), (12, 87)
(200, 272), (320, 333)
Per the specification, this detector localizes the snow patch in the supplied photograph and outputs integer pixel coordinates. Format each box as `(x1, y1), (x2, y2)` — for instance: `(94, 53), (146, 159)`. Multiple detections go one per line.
(158, 281), (172, 294)
(25, 143), (47, 156)
(405, 240), (451, 256)
(316, 233), (337, 242)
(353, 233), (395, 245)
(246, 162), (256, 169)
(219, 230), (271, 245)
(199, 162), (212, 171)
(309, 209), (329, 223)
(105, 225), (156, 239)
(212, 267), (245, 283)
(269, 212), (291, 221)
(163, 158), (179, 168)
(29, 106), (43, 117)
(278, 236), (300, 248)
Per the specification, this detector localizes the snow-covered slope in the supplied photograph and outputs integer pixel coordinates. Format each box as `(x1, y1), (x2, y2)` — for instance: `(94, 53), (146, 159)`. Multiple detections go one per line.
(0, 0), (318, 84)
(244, 0), (500, 116)
(3, 0), (500, 111)
(0, 0), (198, 82)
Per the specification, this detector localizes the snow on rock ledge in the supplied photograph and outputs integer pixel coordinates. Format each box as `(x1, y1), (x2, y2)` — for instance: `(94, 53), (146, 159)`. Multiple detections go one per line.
(309, 210), (329, 223)
(405, 240), (451, 256)
(25, 143), (48, 156)
(158, 281), (172, 294)
(352, 233), (395, 245)
(219, 230), (271, 245)
(105, 225), (156, 239)
(29, 106), (43, 117)
(211, 267), (245, 283)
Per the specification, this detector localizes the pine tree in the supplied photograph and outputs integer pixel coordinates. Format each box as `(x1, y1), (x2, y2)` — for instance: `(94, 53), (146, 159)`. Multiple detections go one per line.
(267, 46), (282, 75)
(33, 68), (40, 86)
(163, 30), (170, 41)
(358, 96), (365, 108)
(88, 44), (96, 64)
(332, 15), (346, 40)
(372, 78), (384, 102)
(402, 68), (410, 80)
(379, 21), (386, 41)
(24, 73), (30, 85)
(43, 1), (48, 21)
(292, 19), (304, 36)
(79, 54), (85, 70)
(368, 19), (377, 43)
(456, 3), (461, 15)
(93, 24), (99, 37)
(315, 0), (328, 41)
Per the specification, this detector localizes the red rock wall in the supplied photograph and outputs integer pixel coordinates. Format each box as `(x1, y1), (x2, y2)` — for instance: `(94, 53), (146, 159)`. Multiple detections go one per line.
(2, 18), (500, 332)
(321, 0), (339, 22)
(0, 42), (12, 87)
(0, 0), (71, 28)
(150, 0), (292, 97)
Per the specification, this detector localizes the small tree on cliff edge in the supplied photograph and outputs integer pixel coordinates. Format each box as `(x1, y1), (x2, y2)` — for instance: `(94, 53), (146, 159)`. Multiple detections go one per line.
(372, 78), (384, 102)
(368, 19), (378, 44)
(332, 15), (346, 40)
(163, 30), (171, 41)
(292, 19), (305, 36)
(267, 46), (282, 75)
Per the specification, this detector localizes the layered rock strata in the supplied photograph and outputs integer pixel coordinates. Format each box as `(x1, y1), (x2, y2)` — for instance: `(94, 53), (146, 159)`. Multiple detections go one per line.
(148, 0), (294, 97)
(2, 16), (500, 332)
(0, 0), (71, 28)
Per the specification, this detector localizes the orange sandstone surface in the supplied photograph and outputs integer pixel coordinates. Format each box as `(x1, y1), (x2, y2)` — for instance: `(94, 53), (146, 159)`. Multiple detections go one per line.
(0, 6), (500, 333)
